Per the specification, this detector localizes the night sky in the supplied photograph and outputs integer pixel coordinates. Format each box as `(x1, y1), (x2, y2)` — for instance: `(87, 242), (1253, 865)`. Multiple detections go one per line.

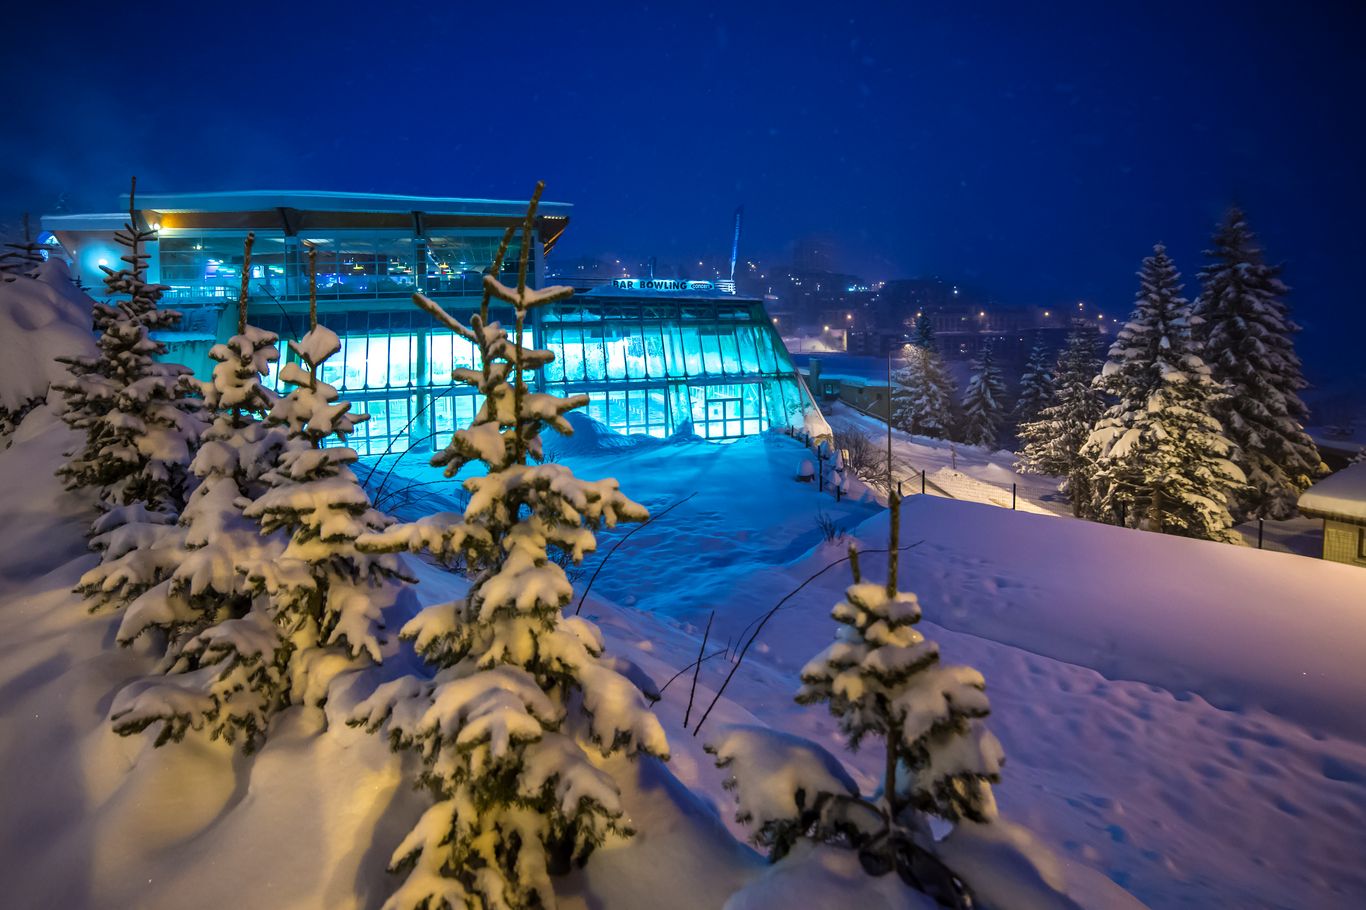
(5, 1), (1363, 381)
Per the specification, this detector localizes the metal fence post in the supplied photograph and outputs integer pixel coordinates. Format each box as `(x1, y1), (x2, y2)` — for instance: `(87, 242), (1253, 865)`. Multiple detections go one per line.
(1258, 517), (1264, 549)
(1012, 483), (1017, 510)
(921, 469), (926, 495)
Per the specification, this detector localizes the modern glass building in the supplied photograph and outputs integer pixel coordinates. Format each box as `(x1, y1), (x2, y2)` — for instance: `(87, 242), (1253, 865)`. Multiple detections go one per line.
(43, 192), (818, 455)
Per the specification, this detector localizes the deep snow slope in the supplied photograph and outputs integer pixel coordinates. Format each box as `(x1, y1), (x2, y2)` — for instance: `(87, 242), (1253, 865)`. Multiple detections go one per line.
(0, 260), (95, 412)
(472, 431), (1366, 909)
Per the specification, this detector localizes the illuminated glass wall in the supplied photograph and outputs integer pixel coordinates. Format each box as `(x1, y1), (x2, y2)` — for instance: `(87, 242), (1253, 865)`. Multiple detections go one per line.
(250, 292), (810, 456)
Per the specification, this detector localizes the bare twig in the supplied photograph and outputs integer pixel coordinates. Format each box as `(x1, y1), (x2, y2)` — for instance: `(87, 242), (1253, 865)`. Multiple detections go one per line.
(652, 647), (728, 703)
(692, 540), (923, 738)
(573, 491), (698, 615)
(684, 611), (713, 729)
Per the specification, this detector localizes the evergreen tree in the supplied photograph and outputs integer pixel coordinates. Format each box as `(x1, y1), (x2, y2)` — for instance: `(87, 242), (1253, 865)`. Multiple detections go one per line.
(110, 246), (409, 752)
(54, 178), (204, 514)
(959, 341), (1006, 448)
(84, 235), (287, 622)
(1084, 244), (1245, 542)
(1193, 208), (1325, 520)
(0, 213), (52, 281)
(781, 489), (1005, 885)
(912, 313), (935, 349)
(1016, 320), (1105, 517)
(349, 186), (668, 910)
(1012, 338), (1054, 429)
(891, 344), (955, 439)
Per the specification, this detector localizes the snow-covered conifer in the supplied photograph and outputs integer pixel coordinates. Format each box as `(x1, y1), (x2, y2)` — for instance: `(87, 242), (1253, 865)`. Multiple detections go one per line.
(54, 178), (204, 513)
(349, 185), (668, 910)
(0, 214), (52, 281)
(1012, 338), (1054, 429)
(891, 345), (955, 440)
(244, 309), (412, 707)
(1193, 208), (1325, 520)
(110, 245), (407, 753)
(711, 495), (1002, 899)
(912, 313), (935, 349)
(959, 342), (1006, 448)
(1016, 321), (1105, 517)
(1084, 244), (1245, 542)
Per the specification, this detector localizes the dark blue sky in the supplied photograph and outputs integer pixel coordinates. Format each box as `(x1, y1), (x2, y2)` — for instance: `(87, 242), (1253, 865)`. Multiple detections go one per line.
(5, 1), (1363, 380)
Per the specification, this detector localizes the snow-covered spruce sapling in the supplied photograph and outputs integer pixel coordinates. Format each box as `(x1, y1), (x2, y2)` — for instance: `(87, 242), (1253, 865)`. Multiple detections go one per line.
(350, 185), (667, 910)
(1084, 244), (1245, 542)
(84, 235), (285, 624)
(1193, 208), (1325, 521)
(959, 341), (1006, 448)
(0, 213), (52, 281)
(244, 301), (413, 710)
(110, 246), (408, 753)
(713, 494), (1001, 902)
(55, 177), (204, 515)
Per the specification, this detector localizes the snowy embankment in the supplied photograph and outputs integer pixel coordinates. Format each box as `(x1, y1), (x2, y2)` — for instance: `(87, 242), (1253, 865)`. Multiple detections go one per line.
(518, 430), (1366, 909)
(0, 411), (770, 910)
(0, 261), (95, 416)
(5, 396), (1365, 908)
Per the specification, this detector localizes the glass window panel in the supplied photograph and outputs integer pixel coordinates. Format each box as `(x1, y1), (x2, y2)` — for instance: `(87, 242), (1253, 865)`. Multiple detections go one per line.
(544, 327), (564, 382)
(681, 326), (703, 376)
(607, 390), (628, 431)
(344, 337), (368, 390)
(644, 324), (666, 378)
(755, 325), (779, 373)
(736, 325), (761, 374)
(605, 329), (628, 380)
(584, 327), (606, 380)
(701, 327), (723, 375)
(718, 327), (740, 375)
(624, 328), (647, 380)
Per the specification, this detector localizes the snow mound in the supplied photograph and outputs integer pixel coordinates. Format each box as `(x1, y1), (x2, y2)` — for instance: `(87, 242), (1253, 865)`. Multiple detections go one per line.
(722, 841), (938, 910)
(543, 411), (660, 457)
(866, 496), (1366, 739)
(0, 260), (94, 412)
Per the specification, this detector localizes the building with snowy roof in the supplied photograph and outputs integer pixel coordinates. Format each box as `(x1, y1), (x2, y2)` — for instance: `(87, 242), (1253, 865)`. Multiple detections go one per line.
(42, 191), (818, 455)
(1298, 460), (1366, 567)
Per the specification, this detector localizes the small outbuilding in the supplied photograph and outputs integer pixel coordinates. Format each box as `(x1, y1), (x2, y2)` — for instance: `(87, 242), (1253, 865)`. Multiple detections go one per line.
(1298, 460), (1366, 567)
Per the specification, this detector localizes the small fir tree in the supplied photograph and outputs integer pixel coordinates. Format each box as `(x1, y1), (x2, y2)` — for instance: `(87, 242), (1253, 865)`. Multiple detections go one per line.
(349, 185), (668, 910)
(55, 177), (204, 514)
(84, 235), (287, 623)
(1193, 208), (1325, 520)
(0, 213), (53, 281)
(1084, 244), (1244, 542)
(912, 313), (935, 349)
(891, 344), (955, 439)
(959, 341), (1006, 448)
(110, 246), (409, 752)
(1016, 320), (1105, 517)
(708, 495), (1002, 902)
(1012, 338), (1054, 429)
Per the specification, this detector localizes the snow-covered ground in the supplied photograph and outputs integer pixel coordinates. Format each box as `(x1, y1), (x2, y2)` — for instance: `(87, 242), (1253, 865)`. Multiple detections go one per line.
(368, 422), (1366, 909)
(4, 399), (1365, 908)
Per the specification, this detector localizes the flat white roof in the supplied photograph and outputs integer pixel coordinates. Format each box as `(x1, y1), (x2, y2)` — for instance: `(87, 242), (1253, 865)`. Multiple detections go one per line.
(1299, 461), (1366, 522)
(131, 191), (571, 218)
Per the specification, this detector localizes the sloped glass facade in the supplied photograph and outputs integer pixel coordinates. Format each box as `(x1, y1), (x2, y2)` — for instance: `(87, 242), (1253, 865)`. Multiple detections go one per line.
(249, 289), (810, 456)
(44, 193), (814, 457)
